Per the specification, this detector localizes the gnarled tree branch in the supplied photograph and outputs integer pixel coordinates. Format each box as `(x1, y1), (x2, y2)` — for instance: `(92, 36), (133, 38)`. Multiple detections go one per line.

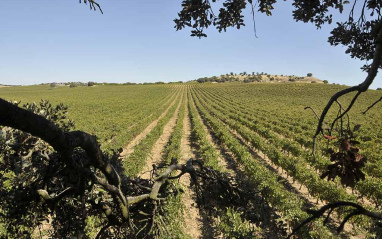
(313, 21), (382, 153)
(0, 98), (120, 188)
(362, 96), (382, 114)
(79, 0), (103, 14)
(287, 201), (382, 238)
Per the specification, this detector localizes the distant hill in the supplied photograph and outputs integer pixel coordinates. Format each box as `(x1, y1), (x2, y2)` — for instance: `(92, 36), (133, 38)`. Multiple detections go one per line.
(235, 74), (324, 83)
(194, 73), (326, 84)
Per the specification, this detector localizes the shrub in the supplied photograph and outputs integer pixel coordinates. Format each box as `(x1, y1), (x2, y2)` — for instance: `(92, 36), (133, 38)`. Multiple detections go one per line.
(323, 80), (329, 84)
(87, 81), (95, 87)
(307, 73), (313, 77)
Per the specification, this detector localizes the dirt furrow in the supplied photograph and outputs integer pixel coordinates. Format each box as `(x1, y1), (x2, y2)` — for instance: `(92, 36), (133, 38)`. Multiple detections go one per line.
(139, 94), (183, 179)
(179, 97), (203, 239)
(120, 92), (179, 158)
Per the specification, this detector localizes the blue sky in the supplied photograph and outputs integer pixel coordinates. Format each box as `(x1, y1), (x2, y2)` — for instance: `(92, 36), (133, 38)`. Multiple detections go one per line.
(0, 0), (381, 88)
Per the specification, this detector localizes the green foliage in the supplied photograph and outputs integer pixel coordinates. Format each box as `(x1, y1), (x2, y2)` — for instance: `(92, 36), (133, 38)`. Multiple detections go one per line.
(160, 194), (190, 239)
(122, 82), (137, 85)
(218, 207), (260, 239)
(0, 100), (76, 238)
(87, 81), (95, 86)
(307, 73), (313, 77)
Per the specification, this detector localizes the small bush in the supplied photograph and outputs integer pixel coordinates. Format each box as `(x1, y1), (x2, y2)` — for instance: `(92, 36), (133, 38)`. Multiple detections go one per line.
(323, 80), (328, 84)
(307, 73), (313, 77)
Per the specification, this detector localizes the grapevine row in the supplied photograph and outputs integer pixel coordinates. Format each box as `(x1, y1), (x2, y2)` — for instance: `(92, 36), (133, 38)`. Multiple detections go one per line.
(189, 87), (334, 238)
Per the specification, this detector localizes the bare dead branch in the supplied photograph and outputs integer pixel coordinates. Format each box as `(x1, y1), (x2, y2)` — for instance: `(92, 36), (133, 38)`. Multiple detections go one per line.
(128, 179), (152, 191)
(330, 92), (361, 132)
(362, 96), (382, 114)
(337, 210), (361, 233)
(329, 100), (351, 136)
(248, 1), (258, 38)
(79, 0), (103, 14)
(125, 159), (200, 206)
(287, 201), (382, 238)
(304, 106), (320, 121)
(37, 187), (76, 203)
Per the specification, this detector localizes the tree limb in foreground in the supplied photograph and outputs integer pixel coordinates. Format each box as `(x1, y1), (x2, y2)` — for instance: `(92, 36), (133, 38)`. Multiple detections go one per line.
(312, 21), (382, 154)
(0, 98), (198, 222)
(287, 201), (382, 238)
(362, 96), (382, 115)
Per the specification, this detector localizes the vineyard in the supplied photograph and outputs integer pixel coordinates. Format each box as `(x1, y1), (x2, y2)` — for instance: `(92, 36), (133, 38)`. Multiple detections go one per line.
(0, 83), (381, 238)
